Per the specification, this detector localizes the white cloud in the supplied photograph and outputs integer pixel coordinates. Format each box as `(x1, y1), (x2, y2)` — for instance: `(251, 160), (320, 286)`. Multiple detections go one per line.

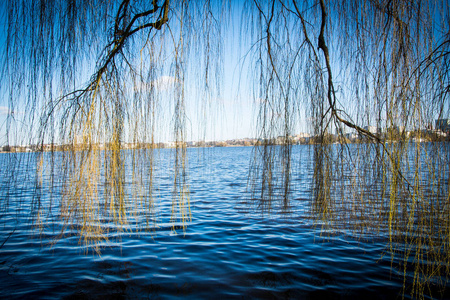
(254, 97), (267, 104)
(153, 75), (179, 91)
(0, 106), (12, 115)
(0, 106), (23, 116)
(133, 76), (181, 94)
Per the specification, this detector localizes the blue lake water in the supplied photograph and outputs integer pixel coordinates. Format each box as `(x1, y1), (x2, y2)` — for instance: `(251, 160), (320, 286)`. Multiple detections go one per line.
(0, 145), (449, 299)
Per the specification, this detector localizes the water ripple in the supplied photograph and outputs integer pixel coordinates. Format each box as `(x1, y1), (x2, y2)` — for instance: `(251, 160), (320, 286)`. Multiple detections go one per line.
(0, 146), (449, 299)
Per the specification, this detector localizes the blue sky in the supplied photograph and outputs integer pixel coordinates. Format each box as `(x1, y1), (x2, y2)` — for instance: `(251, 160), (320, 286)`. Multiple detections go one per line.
(0, 1), (259, 146)
(1, 1), (448, 146)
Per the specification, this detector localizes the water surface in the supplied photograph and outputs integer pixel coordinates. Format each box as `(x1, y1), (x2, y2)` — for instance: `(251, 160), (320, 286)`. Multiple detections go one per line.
(0, 146), (448, 299)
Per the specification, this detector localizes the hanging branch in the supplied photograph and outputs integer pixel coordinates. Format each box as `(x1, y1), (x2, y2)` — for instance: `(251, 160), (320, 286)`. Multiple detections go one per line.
(88, 0), (170, 95)
(44, 0), (170, 125)
(316, 0), (413, 191)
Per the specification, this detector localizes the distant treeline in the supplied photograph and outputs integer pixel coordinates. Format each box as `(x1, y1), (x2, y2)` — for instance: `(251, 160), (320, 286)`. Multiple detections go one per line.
(2, 129), (448, 153)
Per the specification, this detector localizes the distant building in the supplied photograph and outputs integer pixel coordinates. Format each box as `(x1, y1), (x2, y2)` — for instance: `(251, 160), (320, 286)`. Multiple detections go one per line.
(363, 125), (377, 134)
(436, 119), (450, 132)
(345, 132), (358, 140)
(296, 133), (310, 138)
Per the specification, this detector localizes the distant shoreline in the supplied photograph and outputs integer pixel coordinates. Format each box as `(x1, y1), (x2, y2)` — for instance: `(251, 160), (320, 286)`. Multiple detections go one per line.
(1, 133), (448, 154)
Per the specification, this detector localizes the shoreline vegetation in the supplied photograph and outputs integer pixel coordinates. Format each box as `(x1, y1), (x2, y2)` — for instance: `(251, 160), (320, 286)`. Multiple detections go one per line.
(1, 128), (448, 153)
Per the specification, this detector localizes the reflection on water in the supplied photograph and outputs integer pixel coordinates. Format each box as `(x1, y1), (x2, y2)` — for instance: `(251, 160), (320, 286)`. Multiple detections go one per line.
(0, 145), (449, 299)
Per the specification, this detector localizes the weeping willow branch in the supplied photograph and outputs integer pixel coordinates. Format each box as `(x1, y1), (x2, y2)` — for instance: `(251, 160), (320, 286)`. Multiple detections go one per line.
(1, 1), (449, 298)
(50, 0), (170, 125)
(248, 1), (449, 298)
(316, 0), (416, 193)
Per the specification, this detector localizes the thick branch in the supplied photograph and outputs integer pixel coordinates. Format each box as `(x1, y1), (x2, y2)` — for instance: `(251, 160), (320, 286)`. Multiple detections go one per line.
(317, 0), (412, 190)
(74, 1), (169, 108)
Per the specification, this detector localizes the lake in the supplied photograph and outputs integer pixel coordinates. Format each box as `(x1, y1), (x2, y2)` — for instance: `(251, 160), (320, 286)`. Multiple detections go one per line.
(0, 145), (449, 299)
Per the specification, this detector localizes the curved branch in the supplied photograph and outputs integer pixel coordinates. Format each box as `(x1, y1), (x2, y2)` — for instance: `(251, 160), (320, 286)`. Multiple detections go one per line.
(42, 0), (171, 133)
(317, 0), (412, 191)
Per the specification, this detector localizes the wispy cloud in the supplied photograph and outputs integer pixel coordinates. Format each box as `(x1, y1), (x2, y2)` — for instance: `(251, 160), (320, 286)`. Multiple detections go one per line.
(134, 76), (180, 93)
(153, 75), (180, 91)
(254, 97), (266, 104)
(0, 106), (23, 116)
(0, 106), (11, 115)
